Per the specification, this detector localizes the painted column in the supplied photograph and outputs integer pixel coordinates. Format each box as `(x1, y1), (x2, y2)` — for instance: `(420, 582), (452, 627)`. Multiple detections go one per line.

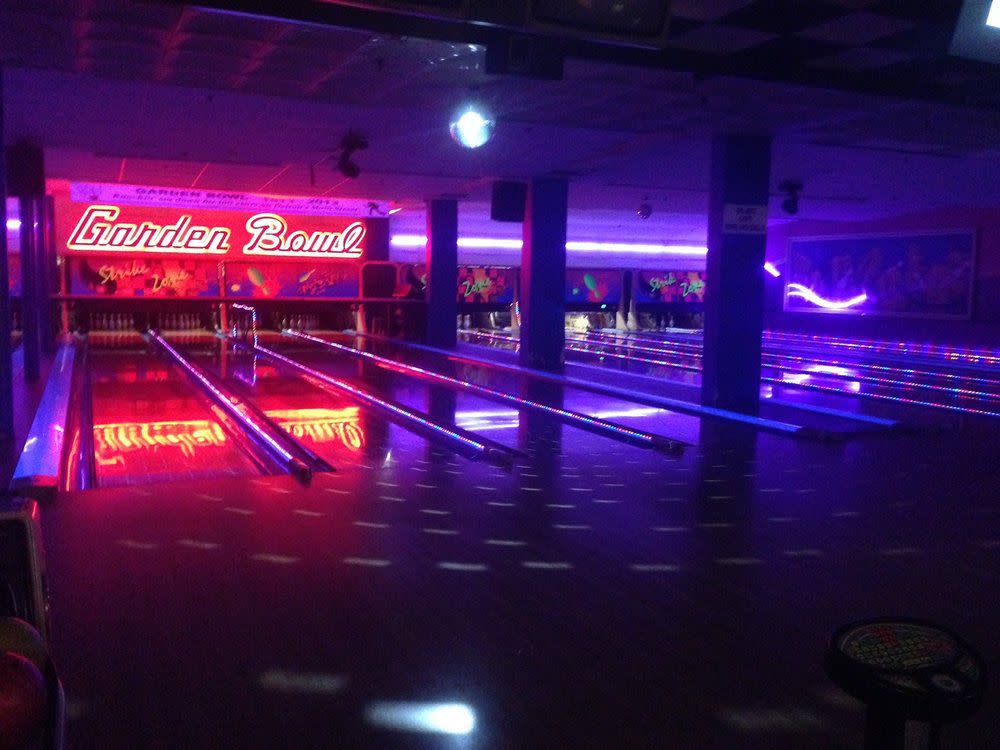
(0, 67), (12, 436)
(519, 177), (568, 372)
(424, 199), (458, 349)
(701, 134), (771, 415)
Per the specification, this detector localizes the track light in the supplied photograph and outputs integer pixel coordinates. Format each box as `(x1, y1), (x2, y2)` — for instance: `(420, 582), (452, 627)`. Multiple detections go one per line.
(778, 179), (803, 216)
(336, 130), (368, 179)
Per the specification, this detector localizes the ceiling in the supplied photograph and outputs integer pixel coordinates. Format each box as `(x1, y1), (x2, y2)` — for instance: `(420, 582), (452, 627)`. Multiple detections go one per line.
(3, 0), (1000, 248)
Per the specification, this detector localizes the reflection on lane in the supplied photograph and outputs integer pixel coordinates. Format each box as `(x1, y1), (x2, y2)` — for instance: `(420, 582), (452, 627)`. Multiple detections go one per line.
(88, 349), (262, 487)
(185, 344), (435, 470)
(297, 332), (701, 446)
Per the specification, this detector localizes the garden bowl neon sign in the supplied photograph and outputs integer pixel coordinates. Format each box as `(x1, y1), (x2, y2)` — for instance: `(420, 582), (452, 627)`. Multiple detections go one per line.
(787, 283), (868, 310)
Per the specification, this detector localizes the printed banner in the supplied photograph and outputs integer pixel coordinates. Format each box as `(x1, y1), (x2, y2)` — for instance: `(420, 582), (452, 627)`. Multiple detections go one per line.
(635, 270), (706, 304)
(69, 257), (220, 297)
(566, 269), (621, 304)
(226, 261), (359, 298)
(71, 182), (389, 217)
(786, 232), (975, 317)
(457, 266), (515, 304)
(56, 200), (369, 261)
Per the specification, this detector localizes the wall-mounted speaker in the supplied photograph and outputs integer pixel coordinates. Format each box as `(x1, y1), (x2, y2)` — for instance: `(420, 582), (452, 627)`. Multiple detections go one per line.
(491, 181), (527, 223)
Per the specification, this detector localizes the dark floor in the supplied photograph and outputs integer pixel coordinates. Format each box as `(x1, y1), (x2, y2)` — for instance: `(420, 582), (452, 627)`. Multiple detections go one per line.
(33, 334), (1000, 748)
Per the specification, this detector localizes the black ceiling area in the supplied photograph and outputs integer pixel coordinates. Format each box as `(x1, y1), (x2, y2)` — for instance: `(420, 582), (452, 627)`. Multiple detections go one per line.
(189, 0), (1000, 109)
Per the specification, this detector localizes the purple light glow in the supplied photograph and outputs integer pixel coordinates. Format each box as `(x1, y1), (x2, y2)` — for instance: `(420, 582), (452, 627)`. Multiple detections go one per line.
(252, 342), (495, 460)
(786, 283), (868, 310)
(463, 329), (1000, 407)
(571, 330), (1000, 396)
(6, 218), (21, 231)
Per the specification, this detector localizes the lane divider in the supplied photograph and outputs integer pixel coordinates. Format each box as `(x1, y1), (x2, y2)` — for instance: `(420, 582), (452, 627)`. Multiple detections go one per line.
(354, 334), (807, 437)
(149, 332), (311, 479)
(284, 330), (685, 453)
(462, 331), (1000, 420)
(566, 330), (1000, 397)
(250, 341), (519, 467)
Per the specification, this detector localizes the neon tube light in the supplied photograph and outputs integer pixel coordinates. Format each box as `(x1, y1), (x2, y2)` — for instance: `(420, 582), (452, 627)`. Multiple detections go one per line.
(6, 218), (21, 231)
(786, 283), (868, 310)
(390, 235), (708, 256)
(764, 262), (781, 278)
(988, 0), (1000, 28)
(285, 330), (679, 451)
(150, 332), (298, 466)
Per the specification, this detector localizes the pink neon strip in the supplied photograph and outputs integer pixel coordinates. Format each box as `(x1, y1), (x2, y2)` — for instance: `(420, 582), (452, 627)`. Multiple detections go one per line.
(151, 332), (297, 464)
(252, 342), (492, 458)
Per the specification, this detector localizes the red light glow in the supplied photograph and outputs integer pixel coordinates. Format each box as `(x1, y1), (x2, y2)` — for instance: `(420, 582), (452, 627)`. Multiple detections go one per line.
(266, 408), (365, 451)
(93, 419), (228, 466)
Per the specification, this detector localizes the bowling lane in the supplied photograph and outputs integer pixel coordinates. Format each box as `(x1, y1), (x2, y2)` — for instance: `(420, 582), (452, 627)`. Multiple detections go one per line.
(461, 329), (1000, 423)
(182, 340), (434, 470)
(291, 332), (702, 446)
(87, 347), (264, 488)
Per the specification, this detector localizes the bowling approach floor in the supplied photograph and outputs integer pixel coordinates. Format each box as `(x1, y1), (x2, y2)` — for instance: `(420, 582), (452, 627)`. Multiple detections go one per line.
(39, 334), (1000, 748)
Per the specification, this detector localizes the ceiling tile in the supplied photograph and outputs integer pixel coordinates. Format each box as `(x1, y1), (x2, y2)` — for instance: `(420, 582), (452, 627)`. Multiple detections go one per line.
(670, 0), (756, 22)
(669, 24), (780, 54)
(798, 11), (913, 45)
(809, 47), (913, 72)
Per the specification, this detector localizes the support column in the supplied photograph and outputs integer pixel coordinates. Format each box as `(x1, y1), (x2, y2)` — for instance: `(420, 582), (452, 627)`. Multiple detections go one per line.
(365, 217), (391, 263)
(424, 199), (458, 349)
(701, 135), (771, 415)
(35, 196), (53, 353)
(0, 67), (12, 436)
(519, 177), (568, 372)
(19, 199), (39, 380)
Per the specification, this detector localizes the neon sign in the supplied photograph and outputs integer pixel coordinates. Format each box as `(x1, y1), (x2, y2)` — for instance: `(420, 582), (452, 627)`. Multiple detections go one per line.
(69, 206), (231, 255)
(786, 283), (868, 311)
(65, 204), (366, 259)
(243, 215), (365, 259)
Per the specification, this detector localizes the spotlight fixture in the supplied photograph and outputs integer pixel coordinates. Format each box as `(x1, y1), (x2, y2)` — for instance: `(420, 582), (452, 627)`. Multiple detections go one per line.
(449, 102), (496, 149)
(636, 197), (652, 220)
(337, 130), (368, 179)
(778, 179), (803, 216)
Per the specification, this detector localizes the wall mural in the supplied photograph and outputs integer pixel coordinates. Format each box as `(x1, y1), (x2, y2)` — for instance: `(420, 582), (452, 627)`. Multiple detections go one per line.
(635, 270), (706, 304)
(457, 266), (515, 304)
(69, 258), (220, 297)
(566, 269), (621, 304)
(226, 261), (359, 298)
(786, 232), (975, 318)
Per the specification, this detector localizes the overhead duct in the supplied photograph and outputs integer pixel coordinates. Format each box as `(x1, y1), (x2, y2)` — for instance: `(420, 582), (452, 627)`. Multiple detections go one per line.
(312, 0), (672, 49)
